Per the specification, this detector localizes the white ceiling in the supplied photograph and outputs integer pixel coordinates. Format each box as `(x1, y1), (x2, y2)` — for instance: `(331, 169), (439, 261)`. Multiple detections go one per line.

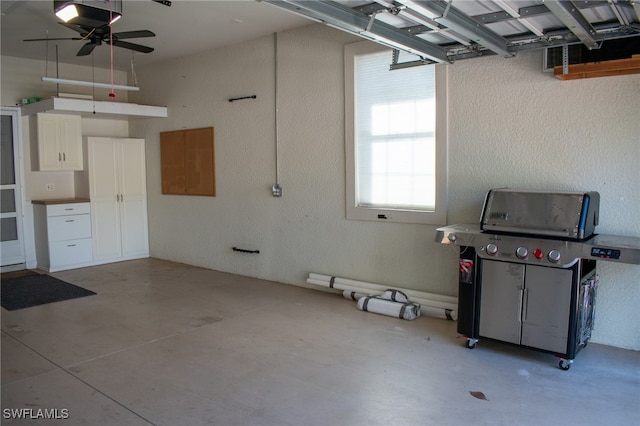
(0, 0), (311, 71)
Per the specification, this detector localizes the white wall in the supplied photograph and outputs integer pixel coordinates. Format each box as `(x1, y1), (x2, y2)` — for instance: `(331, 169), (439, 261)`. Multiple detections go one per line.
(129, 24), (640, 350)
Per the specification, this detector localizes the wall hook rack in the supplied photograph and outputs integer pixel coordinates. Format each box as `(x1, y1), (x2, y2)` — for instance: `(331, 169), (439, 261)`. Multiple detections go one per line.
(233, 247), (260, 254)
(228, 95), (257, 102)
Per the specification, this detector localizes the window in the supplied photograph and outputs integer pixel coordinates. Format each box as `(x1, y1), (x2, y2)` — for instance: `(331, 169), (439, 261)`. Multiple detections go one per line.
(345, 42), (447, 224)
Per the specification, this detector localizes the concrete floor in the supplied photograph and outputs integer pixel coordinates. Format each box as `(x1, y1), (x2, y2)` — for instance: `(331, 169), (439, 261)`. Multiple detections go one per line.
(1, 258), (639, 426)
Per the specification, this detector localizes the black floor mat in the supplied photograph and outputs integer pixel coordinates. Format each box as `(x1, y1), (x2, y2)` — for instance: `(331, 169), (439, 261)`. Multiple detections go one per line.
(1, 274), (96, 311)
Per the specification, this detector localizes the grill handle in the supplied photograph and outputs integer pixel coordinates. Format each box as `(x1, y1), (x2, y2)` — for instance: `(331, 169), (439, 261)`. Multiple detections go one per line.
(522, 288), (529, 322)
(518, 288), (523, 322)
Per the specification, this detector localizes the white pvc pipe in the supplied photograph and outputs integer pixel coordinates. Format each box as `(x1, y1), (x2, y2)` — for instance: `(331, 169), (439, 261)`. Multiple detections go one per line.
(308, 273), (457, 305)
(306, 277), (456, 310)
(306, 277), (457, 319)
(307, 278), (458, 310)
(307, 274), (457, 307)
(421, 305), (456, 321)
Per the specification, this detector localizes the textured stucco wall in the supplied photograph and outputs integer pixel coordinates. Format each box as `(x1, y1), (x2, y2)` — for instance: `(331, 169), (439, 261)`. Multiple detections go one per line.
(129, 24), (639, 350)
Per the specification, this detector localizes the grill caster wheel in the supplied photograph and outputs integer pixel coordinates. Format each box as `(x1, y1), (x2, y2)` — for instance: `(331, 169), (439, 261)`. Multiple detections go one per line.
(465, 338), (477, 349)
(558, 359), (572, 370)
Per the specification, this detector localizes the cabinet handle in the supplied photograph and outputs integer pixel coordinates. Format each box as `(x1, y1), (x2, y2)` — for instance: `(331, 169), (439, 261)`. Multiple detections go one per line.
(67, 244), (76, 247)
(63, 152), (66, 161)
(65, 220), (75, 223)
(522, 288), (529, 322)
(58, 153), (62, 161)
(518, 288), (524, 323)
(64, 208), (74, 211)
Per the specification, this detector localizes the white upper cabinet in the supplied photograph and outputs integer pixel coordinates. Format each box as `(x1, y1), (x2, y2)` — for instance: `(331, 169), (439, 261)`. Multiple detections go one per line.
(36, 113), (83, 171)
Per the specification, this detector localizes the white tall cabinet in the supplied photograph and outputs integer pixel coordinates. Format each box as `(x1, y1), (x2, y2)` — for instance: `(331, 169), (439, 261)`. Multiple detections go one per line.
(86, 137), (149, 263)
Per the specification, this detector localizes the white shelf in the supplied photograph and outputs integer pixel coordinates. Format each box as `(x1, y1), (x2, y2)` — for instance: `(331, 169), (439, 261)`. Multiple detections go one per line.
(21, 97), (167, 119)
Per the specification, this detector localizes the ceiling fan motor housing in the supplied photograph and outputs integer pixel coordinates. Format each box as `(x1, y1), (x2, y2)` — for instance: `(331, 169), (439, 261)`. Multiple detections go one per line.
(53, 0), (123, 28)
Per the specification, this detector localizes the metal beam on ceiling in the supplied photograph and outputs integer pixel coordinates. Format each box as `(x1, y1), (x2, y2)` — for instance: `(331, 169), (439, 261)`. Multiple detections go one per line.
(262, 0), (640, 68)
(261, 0), (450, 63)
(492, 0), (544, 36)
(608, 0), (630, 26)
(368, 0), (473, 46)
(633, 0), (640, 21)
(395, 0), (514, 57)
(543, 0), (599, 49)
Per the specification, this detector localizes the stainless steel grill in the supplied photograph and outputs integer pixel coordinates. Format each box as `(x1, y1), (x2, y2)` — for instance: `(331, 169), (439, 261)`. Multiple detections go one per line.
(436, 189), (640, 370)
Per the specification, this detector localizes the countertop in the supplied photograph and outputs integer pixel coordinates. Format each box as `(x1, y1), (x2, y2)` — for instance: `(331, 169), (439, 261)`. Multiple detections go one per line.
(31, 198), (90, 205)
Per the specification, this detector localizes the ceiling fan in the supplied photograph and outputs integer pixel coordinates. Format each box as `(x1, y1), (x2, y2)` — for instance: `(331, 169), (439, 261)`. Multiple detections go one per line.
(24, 22), (156, 57)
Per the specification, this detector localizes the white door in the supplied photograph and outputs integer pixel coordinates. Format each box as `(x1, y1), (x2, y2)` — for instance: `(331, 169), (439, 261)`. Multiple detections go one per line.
(89, 137), (148, 261)
(59, 115), (83, 170)
(1, 107), (25, 270)
(118, 139), (149, 257)
(89, 138), (122, 261)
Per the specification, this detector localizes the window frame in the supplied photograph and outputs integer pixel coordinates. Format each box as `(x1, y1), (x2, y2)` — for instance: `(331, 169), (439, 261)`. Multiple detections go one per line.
(344, 41), (448, 225)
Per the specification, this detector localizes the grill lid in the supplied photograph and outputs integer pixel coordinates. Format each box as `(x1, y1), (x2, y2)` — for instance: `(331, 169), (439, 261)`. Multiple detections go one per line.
(480, 189), (600, 240)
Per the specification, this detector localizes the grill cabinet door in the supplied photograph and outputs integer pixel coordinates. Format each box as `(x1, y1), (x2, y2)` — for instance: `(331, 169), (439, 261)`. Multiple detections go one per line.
(479, 260), (524, 345)
(520, 265), (572, 354)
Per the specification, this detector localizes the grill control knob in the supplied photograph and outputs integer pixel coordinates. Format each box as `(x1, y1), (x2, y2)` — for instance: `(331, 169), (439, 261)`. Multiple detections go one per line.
(548, 250), (562, 263)
(533, 248), (544, 260)
(486, 243), (498, 256)
(448, 233), (457, 243)
(516, 246), (528, 259)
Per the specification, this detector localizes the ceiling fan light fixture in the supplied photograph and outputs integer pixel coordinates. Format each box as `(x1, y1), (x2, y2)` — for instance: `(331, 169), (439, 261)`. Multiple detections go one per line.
(55, 4), (78, 23)
(53, 1), (122, 27)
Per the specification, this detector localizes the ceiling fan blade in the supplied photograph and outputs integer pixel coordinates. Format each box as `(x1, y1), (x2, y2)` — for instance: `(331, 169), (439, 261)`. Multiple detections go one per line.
(112, 30), (156, 39)
(24, 37), (82, 42)
(110, 40), (154, 54)
(77, 42), (97, 56)
(151, 0), (172, 6)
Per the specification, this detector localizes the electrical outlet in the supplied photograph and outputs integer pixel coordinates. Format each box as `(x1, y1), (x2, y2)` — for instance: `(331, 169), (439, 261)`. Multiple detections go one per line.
(45, 183), (55, 191)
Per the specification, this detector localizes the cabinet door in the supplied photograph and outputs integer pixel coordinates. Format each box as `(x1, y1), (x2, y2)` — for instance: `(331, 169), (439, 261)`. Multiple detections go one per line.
(88, 138), (122, 261)
(47, 214), (91, 242)
(479, 260), (524, 345)
(49, 238), (93, 268)
(118, 139), (149, 257)
(37, 113), (62, 170)
(521, 265), (572, 354)
(59, 115), (83, 170)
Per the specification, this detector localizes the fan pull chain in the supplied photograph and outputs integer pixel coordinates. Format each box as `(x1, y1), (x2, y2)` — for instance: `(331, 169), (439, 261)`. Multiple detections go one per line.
(108, 0), (116, 98)
(92, 53), (96, 114)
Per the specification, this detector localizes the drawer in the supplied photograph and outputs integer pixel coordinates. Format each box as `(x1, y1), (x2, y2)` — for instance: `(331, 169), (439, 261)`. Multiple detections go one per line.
(49, 238), (93, 267)
(47, 203), (91, 217)
(48, 214), (91, 241)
